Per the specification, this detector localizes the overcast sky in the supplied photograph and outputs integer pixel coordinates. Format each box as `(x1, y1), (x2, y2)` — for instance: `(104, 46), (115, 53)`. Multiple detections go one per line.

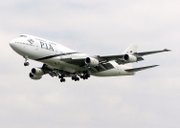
(0, 0), (180, 128)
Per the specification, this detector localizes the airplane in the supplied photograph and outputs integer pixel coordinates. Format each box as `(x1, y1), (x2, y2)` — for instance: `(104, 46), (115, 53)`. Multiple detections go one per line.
(9, 34), (170, 82)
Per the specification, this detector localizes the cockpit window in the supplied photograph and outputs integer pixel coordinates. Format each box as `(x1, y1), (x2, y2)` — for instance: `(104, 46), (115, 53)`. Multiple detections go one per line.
(20, 35), (27, 37)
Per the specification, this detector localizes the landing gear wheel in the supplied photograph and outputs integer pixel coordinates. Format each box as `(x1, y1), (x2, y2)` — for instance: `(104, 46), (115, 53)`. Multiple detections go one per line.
(80, 72), (90, 80)
(23, 56), (29, 66)
(60, 78), (65, 82)
(59, 74), (65, 83)
(24, 62), (29, 66)
(75, 77), (80, 81)
(72, 75), (80, 81)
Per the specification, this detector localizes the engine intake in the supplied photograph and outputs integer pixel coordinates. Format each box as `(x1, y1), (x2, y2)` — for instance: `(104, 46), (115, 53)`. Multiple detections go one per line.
(29, 72), (42, 80)
(85, 57), (99, 67)
(123, 54), (137, 62)
(29, 68), (44, 80)
(31, 68), (44, 76)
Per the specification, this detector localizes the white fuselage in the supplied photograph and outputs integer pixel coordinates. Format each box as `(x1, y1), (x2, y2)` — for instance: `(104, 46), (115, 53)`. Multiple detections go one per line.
(9, 34), (134, 76)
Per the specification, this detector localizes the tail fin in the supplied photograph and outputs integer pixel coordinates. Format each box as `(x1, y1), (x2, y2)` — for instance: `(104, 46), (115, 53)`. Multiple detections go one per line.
(123, 44), (138, 54)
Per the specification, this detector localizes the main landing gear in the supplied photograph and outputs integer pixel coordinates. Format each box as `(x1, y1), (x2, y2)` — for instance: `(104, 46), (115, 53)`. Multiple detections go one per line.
(58, 71), (90, 83)
(60, 78), (65, 82)
(59, 74), (66, 83)
(80, 71), (90, 80)
(71, 75), (80, 81)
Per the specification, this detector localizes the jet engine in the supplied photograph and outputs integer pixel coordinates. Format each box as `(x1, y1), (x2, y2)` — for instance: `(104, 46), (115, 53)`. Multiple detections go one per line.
(85, 57), (99, 67)
(123, 54), (137, 62)
(29, 68), (44, 80)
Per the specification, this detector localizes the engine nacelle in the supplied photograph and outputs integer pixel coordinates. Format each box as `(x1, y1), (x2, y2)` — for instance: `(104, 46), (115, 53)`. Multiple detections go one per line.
(29, 72), (42, 80)
(31, 68), (44, 76)
(85, 57), (99, 67)
(123, 54), (137, 62)
(29, 68), (44, 80)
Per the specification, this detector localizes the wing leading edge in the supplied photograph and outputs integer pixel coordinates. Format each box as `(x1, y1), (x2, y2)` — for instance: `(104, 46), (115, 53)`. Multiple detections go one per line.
(134, 49), (171, 56)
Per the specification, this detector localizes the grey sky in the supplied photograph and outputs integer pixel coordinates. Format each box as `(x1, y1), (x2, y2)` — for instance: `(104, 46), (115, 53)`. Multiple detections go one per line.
(0, 0), (179, 128)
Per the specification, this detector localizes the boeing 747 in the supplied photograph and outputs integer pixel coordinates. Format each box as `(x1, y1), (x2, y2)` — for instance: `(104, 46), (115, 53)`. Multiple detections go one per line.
(9, 34), (170, 82)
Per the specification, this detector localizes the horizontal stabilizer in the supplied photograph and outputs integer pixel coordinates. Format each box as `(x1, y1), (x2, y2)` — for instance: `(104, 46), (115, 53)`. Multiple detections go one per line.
(125, 65), (159, 72)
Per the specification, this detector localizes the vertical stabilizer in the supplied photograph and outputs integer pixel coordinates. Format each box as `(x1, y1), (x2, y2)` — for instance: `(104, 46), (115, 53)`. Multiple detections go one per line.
(123, 44), (138, 54)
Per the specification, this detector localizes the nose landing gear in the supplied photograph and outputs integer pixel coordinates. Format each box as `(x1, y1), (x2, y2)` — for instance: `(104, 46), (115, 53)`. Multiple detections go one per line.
(24, 61), (30, 66)
(23, 56), (29, 66)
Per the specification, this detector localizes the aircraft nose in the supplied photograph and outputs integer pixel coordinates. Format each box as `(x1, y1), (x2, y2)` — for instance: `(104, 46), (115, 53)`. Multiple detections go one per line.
(9, 37), (28, 56)
(9, 39), (19, 51)
(9, 39), (15, 48)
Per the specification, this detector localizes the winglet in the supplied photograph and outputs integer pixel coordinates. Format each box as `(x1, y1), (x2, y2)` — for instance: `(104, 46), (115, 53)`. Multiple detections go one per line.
(163, 49), (171, 52)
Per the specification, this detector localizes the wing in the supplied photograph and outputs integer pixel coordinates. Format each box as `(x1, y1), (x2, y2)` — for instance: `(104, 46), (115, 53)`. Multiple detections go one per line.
(96, 48), (171, 65)
(125, 65), (159, 72)
(60, 58), (115, 72)
(134, 49), (171, 56)
(60, 47), (170, 70)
